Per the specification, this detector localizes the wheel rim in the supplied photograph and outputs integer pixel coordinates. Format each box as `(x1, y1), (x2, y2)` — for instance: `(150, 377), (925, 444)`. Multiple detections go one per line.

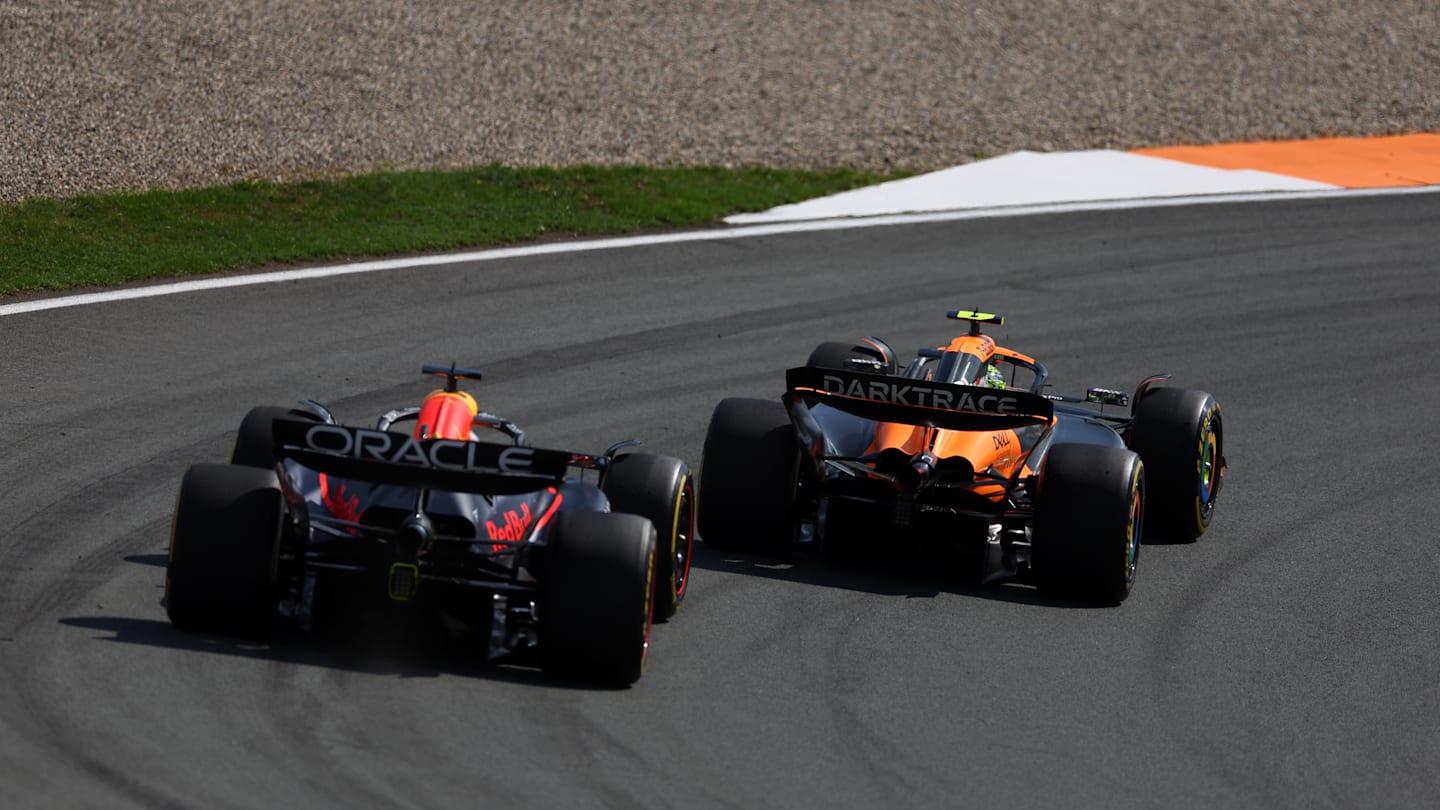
(1124, 487), (1141, 585)
(642, 530), (659, 668)
(1198, 420), (1218, 509)
(673, 479), (695, 598)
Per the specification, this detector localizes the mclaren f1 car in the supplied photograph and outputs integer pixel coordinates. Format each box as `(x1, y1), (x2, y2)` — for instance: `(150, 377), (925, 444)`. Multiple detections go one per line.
(165, 364), (695, 685)
(698, 311), (1224, 604)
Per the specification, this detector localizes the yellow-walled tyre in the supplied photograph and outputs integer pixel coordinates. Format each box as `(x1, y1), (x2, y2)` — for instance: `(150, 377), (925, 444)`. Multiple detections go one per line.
(1130, 388), (1223, 542)
(602, 453), (694, 622)
(1032, 444), (1145, 605)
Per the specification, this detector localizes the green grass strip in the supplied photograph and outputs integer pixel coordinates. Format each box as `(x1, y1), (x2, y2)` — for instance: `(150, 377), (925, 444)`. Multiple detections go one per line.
(0, 164), (893, 296)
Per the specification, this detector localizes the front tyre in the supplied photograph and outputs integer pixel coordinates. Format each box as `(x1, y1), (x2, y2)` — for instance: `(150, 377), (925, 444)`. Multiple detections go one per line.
(166, 463), (284, 635)
(806, 339), (897, 375)
(1129, 388), (1223, 542)
(602, 453), (695, 622)
(1031, 444), (1145, 605)
(231, 406), (319, 469)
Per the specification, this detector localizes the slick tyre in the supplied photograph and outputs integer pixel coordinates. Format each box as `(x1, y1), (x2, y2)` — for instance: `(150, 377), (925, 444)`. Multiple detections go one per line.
(807, 339), (897, 375)
(166, 463), (284, 635)
(541, 512), (656, 686)
(602, 453), (695, 623)
(231, 406), (319, 469)
(698, 397), (798, 551)
(1031, 444), (1144, 605)
(1129, 388), (1223, 542)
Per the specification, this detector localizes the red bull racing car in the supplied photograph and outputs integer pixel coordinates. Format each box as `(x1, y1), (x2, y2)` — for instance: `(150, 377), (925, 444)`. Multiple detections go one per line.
(698, 311), (1224, 604)
(166, 364), (695, 685)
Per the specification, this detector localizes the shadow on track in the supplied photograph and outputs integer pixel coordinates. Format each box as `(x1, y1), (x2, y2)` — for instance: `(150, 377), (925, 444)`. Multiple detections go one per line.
(59, 614), (638, 691)
(63, 555), (640, 691)
(686, 542), (1114, 609)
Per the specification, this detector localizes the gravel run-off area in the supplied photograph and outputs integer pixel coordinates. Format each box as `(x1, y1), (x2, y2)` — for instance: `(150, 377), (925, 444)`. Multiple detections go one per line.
(2, 1), (1437, 205)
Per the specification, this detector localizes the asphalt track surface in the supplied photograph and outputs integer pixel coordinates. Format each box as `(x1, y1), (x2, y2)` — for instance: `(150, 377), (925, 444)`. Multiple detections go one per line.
(3, 193), (1439, 809)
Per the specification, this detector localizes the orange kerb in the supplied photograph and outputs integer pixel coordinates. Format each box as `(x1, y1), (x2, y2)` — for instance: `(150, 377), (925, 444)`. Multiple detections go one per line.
(1133, 134), (1440, 189)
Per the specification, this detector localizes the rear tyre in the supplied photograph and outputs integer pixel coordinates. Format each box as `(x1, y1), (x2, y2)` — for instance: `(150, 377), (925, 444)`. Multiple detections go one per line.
(231, 406), (318, 469)
(1031, 444), (1144, 605)
(806, 339), (897, 375)
(166, 463), (284, 635)
(540, 512), (656, 686)
(698, 398), (798, 551)
(1129, 388), (1222, 542)
(602, 453), (694, 623)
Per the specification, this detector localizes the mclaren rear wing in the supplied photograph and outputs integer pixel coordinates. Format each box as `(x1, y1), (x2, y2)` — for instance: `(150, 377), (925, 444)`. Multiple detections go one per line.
(272, 419), (587, 495)
(784, 366), (1054, 431)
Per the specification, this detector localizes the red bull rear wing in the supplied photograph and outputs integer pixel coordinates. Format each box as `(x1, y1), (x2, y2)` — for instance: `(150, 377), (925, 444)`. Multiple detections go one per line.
(273, 419), (584, 495)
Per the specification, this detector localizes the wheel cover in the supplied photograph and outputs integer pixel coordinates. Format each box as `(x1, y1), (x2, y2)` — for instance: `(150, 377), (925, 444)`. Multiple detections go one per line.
(672, 479), (695, 598)
(640, 540), (654, 672)
(1124, 487), (1141, 586)
(1192, 435), (1215, 498)
(1198, 420), (1218, 513)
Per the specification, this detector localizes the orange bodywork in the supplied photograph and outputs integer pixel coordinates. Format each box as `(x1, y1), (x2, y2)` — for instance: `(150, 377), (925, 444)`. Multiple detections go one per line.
(944, 333), (996, 361)
(865, 333), (1050, 496)
(414, 390), (479, 441)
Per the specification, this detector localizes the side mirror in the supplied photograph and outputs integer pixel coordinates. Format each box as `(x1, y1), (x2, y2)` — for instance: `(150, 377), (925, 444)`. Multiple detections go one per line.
(1085, 387), (1130, 407)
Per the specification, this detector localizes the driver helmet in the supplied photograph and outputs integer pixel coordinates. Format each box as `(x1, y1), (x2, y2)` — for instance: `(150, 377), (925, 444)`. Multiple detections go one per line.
(981, 363), (1006, 389)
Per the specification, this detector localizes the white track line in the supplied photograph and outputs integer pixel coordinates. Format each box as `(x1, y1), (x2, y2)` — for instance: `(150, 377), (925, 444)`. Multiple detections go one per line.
(3, 183), (1437, 318)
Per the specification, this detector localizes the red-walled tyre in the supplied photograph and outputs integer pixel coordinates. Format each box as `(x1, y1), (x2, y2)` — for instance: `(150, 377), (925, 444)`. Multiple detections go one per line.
(540, 512), (656, 686)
